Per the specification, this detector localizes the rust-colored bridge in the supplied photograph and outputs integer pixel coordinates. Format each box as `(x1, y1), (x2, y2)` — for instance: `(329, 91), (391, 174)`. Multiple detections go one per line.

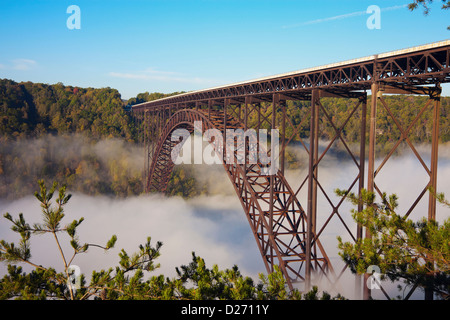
(132, 40), (450, 298)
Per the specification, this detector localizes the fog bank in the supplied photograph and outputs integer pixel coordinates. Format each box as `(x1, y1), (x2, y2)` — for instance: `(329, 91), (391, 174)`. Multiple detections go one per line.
(1, 142), (449, 299)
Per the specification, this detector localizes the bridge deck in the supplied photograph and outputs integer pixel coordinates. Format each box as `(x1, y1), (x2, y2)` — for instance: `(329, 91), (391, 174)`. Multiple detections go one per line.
(133, 40), (450, 110)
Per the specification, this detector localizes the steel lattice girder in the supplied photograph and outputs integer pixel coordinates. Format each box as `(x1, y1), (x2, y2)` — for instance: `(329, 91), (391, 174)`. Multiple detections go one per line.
(144, 108), (331, 290)
(132, 41), (449, 297)
(132, 41), (450, 111)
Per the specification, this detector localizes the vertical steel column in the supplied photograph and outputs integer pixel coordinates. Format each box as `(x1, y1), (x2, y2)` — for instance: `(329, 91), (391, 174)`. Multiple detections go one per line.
(367, 83), (378, 205)
(244, 97), (250, 131)
(428, 89), (441, 221)
(364, 82), (379, 299)
(224, 99), (229, 164)
(257, 102), (261, 132)
(280, 100), (286, 175)
(425, 87), (440, 300)
(306, 89), (319, 289)
(244, 97), (250, 175)
(269, 94), (278, 272)
(312, 92), (320, 258)
(357, 94), (367, 238)
(208, 99), (212, 121)
(144, 109), (150, 193)
(238, 103), (242, 123)
(356, 93), (367, 298)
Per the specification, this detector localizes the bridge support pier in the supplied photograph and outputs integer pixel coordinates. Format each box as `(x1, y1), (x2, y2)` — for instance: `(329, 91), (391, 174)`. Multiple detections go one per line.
(363, 82), (442, 300)
(305, 89), (319, 289)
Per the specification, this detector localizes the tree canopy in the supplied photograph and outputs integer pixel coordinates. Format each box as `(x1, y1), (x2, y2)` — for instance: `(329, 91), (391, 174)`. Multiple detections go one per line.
(0, 79), (136, 140)
(0, 181), (344, 300)
(336, 188), (450, 300)
(408, 0), (450, 28)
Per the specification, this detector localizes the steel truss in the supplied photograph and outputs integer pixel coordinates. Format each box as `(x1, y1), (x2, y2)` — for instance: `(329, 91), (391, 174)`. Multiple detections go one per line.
(132, 41), (450, 298)
(140, 106), (331, 290)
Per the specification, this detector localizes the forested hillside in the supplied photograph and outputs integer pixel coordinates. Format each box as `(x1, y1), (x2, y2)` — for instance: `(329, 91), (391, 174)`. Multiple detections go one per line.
(1, 78), (449, 199)
(0, 79), (136, 140)
(0, 79), (195, 199)
(126, 91), (185, 107)
(3, 78), (448, 144)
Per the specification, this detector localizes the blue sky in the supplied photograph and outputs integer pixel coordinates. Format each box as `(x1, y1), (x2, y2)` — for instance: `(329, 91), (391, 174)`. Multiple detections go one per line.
(0, 0), (449, 99)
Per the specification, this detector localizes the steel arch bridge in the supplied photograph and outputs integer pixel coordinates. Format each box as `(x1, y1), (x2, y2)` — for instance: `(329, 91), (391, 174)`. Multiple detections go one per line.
(145, 108), (331, 290)
(132, 40), (450, 298)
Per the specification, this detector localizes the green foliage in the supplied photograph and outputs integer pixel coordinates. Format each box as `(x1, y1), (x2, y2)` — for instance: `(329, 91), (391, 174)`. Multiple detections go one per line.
(0, 79), (191, 199)
(174, 253), (344, 300)
(0, 265), (65, 300)
(300, 285), (346, 300)
(249, 96), (450, 157)
(126, 91), (185, 106)
(4, 78), (447, 146)
(166, 166), (207, 198)
(408, 0), (450, 13)
(0, 134), (145, 199)
(0, 79), (136, 140)
(408, 0), (450, 29)
(336, 188), (450, 299)
(258, 265), (289, 300)
(2, 78), (450, 200)
(175, 252), (259, 300)
(0, 181), (345, 300)
(0, 180), (169, 300)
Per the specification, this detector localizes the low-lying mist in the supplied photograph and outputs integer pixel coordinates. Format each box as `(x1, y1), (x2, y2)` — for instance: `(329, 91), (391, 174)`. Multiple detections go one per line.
(0, 192), (261, 281)
(1, 136), (449, 299)
(0, 134), (144, 199)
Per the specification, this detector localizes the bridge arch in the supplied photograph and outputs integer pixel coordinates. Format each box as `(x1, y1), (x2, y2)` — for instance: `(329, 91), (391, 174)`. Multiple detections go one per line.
(146, 108), (331, 290)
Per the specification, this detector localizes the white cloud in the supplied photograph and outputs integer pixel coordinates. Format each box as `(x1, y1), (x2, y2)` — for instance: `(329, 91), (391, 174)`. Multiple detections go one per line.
(282, 4), (408, 29)
(12, 58), (37, 70)
(0, 192), (264, 282)
(108, 68), (215, 85)
(0, 59), (38, 71)
(1, 145), (449, 299)
(286, 10), (367, 28)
